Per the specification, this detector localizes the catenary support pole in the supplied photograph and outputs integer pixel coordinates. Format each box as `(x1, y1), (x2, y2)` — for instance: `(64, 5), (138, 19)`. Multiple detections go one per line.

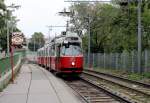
(137, 0), (142, 73)
(87, 16), (91, 69)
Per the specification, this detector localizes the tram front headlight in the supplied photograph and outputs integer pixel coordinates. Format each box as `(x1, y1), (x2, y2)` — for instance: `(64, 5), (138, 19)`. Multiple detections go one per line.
(72, 62), (75, 66)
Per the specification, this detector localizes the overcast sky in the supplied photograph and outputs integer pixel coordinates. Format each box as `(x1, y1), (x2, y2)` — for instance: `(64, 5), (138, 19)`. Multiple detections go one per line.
(5, 0), (110, 39)
(5, 0), (70, 38)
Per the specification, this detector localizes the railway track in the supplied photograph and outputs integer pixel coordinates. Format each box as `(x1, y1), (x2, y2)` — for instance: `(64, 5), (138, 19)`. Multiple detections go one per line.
(83, 69), (150, 103)
(84, 69), (150, 88)
(64, 77), (133, 103)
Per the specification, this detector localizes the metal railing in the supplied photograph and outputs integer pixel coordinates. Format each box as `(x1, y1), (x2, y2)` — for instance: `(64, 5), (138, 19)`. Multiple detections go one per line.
(84, 50), (150, 73)
(0, 54), (19, 77)
(0, 49), (26, 77)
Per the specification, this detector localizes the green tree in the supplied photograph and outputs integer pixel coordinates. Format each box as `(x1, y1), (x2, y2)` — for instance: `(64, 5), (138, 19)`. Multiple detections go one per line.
(28, 32), (45, 51)
(0, 0), (21, 51)
(68, 3), (120, 53)
(68, 1), (150, 53)
(0, 0), (7, 51)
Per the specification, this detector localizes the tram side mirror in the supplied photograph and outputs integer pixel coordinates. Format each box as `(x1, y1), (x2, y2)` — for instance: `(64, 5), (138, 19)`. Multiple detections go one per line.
(77, 30), (82, 36)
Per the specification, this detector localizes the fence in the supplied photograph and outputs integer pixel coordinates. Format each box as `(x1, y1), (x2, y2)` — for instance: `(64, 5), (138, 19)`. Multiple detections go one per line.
(84, 50), (150, 73)
(0, 49), (26, 77)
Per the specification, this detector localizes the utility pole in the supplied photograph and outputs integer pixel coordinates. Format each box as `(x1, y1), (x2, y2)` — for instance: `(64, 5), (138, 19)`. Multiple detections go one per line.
(6, 19), (10, 54)
(137, 0), (142, 73)
(66, 21), (69, 32)
(46, 26), (52, 42)
(87, 15), (91, 68)
(34, 38), (35, 52)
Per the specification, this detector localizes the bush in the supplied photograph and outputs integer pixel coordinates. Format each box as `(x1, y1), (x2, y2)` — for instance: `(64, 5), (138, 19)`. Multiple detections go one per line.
(142, 72), (150, 78)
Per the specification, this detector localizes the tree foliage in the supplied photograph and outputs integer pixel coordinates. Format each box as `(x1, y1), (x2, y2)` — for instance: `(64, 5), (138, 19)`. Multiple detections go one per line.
(67, 1), (150, 53)
(0, 0), (21, 51)
(28, 32), (45, 51)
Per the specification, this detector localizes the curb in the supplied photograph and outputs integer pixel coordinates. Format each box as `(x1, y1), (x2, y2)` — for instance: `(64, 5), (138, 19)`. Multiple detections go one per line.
(0, 59), (22, 91)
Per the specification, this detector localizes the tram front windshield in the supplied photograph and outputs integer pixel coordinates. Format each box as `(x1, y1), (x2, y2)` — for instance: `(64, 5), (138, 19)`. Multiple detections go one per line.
(61, 43), (82, 56)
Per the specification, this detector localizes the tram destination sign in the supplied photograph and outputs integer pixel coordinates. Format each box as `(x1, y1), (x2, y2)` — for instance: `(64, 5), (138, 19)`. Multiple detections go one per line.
(11, 32), (24, 45)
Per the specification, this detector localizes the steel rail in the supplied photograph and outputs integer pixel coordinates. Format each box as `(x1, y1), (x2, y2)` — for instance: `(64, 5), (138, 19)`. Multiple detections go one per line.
(82, 70), (150, 103)
(83, 71), (150, 97)
(80, 77), (134, 103)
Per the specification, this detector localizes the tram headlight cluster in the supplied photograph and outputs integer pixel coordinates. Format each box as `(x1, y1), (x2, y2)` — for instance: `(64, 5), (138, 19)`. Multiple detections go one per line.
(72, 62), (75, 66)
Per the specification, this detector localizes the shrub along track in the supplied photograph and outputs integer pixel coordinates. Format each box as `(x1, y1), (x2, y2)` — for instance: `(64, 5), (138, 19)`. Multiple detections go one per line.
(82, 69), (150, 103)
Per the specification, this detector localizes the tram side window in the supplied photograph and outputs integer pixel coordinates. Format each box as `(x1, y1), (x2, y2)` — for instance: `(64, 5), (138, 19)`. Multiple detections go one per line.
(47, 48), (49, 56)
(42, 50), (44, 57)
(38, 51), (41, 57)
(46, 48), (48, 56)
(56, 45), (61, 57)
(51, 45), (55, 56)
(49, 47), (51, 56)
(43, 50), (44, 57)
(50, 47), (52, 56)
(46, 49), (47, 56)
(40, 51), (41, 57)
(42, 51), (44, 57)
(38, 51), (39, 56)
(45, 49), (47, 56)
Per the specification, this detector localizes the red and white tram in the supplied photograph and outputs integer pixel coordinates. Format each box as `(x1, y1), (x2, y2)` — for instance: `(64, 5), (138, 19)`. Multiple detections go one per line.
(37, 31), (83, 74)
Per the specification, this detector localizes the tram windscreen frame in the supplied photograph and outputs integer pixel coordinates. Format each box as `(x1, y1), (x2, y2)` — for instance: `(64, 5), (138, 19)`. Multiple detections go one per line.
(61, 42), (82, 56)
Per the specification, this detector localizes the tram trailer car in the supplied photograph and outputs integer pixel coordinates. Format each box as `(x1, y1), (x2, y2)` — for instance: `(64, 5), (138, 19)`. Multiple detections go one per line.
(37, 32), (83, 74)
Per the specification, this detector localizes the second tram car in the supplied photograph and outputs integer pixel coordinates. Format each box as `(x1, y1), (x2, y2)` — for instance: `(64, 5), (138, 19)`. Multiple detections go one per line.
(37, 31), (83, 74)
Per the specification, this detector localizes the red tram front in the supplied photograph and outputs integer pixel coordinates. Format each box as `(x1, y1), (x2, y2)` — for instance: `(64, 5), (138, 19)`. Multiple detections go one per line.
(37, 32), (83, 74)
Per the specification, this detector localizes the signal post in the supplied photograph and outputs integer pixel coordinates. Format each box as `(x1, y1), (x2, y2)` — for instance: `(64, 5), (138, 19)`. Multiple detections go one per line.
(10, 32), (24, 83)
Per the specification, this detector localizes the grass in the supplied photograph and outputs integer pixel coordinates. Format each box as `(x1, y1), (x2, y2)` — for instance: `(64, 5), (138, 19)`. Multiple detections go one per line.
(0, 88), (2, 92)
(85, 67), (150, 83)
(142, 72), (150, 78)
(127, 73), (143, 81)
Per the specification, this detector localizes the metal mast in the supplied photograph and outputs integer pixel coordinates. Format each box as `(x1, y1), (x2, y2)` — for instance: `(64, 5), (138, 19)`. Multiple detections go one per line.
(137, 0), (142, 73)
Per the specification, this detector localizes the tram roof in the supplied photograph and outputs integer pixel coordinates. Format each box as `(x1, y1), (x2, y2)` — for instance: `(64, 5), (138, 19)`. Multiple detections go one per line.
(38, 31), (82, 50)
(54, 31), (81, 44)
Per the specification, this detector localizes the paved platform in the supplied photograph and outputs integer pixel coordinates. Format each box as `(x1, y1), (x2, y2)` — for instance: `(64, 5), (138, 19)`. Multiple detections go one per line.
(0, 63), (83, 103)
